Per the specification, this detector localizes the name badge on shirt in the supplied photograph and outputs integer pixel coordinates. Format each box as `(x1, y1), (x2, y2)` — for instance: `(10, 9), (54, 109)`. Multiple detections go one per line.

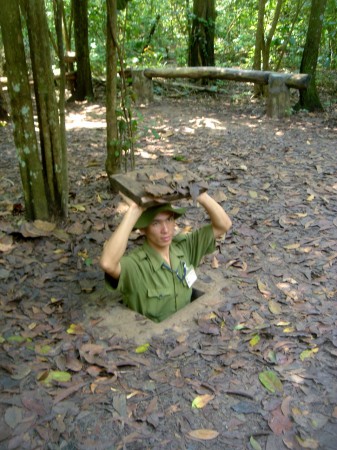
(185, 266), (197, 288)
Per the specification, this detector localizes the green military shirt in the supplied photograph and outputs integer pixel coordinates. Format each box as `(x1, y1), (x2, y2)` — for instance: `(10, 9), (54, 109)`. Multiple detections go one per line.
(105, 224), (216, 322)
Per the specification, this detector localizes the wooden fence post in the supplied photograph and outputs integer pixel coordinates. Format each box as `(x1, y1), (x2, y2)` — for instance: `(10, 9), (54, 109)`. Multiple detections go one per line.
(267, 73), (291, 119)
(131, 69), (153, 105)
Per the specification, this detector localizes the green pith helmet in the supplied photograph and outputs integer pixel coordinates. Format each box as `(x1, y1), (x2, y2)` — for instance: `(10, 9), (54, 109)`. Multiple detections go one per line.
(134, 204), (186, 229)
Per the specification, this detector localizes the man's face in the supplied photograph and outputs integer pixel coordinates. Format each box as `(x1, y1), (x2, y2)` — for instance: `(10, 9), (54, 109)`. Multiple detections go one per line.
(144, 211), (176, 249)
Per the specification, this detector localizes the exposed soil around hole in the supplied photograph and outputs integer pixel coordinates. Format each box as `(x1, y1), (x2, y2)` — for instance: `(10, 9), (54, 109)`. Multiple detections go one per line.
(1, 85), (337, 449)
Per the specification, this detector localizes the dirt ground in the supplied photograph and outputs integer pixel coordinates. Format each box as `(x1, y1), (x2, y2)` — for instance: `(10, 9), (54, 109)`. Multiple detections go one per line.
(1, 83), (337, 450)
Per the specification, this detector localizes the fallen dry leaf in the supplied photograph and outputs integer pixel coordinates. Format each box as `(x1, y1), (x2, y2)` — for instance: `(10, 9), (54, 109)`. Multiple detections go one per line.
(257, 279), (271, 297)
(211, 255), (219, 268)
(0, 234), (14, 252)
(4, 406), (23, 429)
(296, 436), (319, 449)
(268, 300), (282, 315)
(188, 429), (219, 441)
(191, 394), (214, 409)
(268, 407), (293, 435)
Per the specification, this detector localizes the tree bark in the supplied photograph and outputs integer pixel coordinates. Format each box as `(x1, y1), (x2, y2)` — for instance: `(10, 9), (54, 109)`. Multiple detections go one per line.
(188, 0), (216, 67)
(0, 80), (9, 121)
(105, 0), (120, 180)
(253, 0), (266, 95)
(53, 0), (68, 205)
(263, 0), (284, 71)
(0, 0), (49, 220)
(22, 0), (68, 220)
(253, 0), (286, 93)
(296, 0), (328, 111)
(72, 0), (94, 101)
(253, 0), (266, 72)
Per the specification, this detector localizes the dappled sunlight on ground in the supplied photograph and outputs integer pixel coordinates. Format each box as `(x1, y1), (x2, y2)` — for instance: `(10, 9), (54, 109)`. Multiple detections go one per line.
(66, 112), (106, 130)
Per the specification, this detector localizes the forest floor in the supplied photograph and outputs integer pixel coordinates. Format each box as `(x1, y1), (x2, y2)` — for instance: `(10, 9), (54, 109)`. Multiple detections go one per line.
(1, 81), (337, 450)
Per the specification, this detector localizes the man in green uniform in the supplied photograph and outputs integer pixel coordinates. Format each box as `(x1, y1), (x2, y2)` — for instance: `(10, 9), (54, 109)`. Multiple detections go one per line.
(100, 192), (232, 322)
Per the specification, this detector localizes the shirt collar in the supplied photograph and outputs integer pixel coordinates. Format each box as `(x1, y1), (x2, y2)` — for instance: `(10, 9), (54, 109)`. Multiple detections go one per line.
(142, 240), (185, 272)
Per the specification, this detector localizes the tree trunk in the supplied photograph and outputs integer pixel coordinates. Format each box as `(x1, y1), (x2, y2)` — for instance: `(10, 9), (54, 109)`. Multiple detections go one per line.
(263, 0), (284, 71)
(296, 0), (328, 111)
(22, 0), (68, 220)
(0, 80), (9, 121)
(72, 0), (94, 101)
(105, 0), (120, 181)
(253, 0), (266, 95)
(53, 0), (68, 205)
(62, 0), (72, 52)
(254, 0), (284, 93)
(0, 0), (49, 220)
(188, 0), (216, 67)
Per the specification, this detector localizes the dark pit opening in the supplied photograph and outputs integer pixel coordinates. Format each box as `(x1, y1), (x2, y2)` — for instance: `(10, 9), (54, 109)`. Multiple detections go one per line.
(191, 287), (205, 301)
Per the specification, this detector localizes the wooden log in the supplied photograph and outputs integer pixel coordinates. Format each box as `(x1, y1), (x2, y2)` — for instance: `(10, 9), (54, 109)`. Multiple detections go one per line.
(283, 73), (311, 89)
(144, 67), (270, 85)
(143, 67), (310, 90)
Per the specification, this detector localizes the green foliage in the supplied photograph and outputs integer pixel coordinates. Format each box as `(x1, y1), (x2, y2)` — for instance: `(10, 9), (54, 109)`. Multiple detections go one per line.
(44, 1), (336, 85)
(173, 154), (187, 161)
(321, 0), (337, 69)
(119, 0), (189, 67)
(40, 0), (337, 99)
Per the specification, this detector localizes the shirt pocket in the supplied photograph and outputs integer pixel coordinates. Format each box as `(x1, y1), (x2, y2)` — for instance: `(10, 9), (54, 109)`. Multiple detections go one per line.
(146, 289), (173, 322)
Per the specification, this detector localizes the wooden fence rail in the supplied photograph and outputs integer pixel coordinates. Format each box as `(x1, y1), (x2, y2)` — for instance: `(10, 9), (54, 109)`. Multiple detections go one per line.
(131, 67), (310, 119)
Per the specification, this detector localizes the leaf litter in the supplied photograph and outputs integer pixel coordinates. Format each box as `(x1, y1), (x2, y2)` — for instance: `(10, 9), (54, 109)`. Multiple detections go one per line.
(0, 92), (337, 449)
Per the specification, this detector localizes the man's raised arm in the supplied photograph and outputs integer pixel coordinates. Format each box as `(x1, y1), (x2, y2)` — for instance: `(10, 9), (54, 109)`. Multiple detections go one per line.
(100, 199), (144, 279)
(196, 192), (232, 238)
